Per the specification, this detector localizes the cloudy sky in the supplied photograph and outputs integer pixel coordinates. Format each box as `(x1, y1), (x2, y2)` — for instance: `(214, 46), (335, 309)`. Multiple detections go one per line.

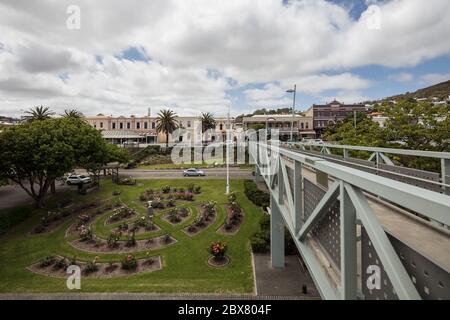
(1, 0), (450, 117)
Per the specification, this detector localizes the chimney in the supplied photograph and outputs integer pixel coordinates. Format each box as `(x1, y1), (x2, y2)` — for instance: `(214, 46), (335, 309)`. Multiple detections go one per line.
(148, 107), (151, 117)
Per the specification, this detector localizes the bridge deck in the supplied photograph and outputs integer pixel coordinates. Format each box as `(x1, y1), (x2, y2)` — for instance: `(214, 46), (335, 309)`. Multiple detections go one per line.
(296, 162), (450, 271)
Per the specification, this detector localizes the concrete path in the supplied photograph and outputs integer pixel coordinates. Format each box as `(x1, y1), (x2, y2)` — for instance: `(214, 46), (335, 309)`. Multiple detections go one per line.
(253, 254), (320, 299)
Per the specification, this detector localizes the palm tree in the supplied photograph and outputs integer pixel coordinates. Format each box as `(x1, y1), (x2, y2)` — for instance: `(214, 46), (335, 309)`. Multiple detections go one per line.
(63, 109), (83, 119)
(156, 109), (178, 150)
(201, 112), (216, 133)
(25, 106), (54, 122)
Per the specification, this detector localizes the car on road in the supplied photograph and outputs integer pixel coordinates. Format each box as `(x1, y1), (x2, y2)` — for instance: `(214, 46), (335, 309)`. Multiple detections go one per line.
(183, 168), (205, 177)
(66, 175), (92, 185)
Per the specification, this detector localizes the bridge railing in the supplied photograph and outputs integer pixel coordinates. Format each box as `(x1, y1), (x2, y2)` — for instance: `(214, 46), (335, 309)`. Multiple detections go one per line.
(250, 141), (450, 300)
(283, 142), (450, 195)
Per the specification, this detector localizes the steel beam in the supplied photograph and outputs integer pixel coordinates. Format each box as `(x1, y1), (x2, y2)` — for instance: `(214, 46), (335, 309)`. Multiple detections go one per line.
(270, 194), (285, 268)
(293, 160), (303, 233)
(344, 184), (421, 300)
(340, 182), (357, 300)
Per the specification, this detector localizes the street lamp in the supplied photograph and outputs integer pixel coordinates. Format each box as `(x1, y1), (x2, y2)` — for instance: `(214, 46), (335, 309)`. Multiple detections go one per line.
(286, 85), (297, 142)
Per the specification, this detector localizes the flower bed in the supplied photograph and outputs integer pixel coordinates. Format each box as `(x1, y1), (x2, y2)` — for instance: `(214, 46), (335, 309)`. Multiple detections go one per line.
(217, 202), (244, 235)
(182, 202), (217, 236)
(27, 255), (162, 278)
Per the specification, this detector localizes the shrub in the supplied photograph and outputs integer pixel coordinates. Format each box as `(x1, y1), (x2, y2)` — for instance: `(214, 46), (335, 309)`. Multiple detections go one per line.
(113, 190), (121, 196)
(84, 257), (99, 274)
(39, 256), (55, 268)
(70, 256), (78, 266)
(228, 192), (237, 203)
(250, 236), (270, 253)
(243, 180), (270, 208)
(194, 216), (205, 227)
(187, 184), (195, 193)
(194, 186), (202, 194)
(107, 231), (121, 248)
(125, 232), (136, 247)
(179, 207), (189, 217)
(184, 193), (194, 201)
(188, 225), (197, 233)
(161, 185), (171, 193)
(163, 233), (172, 244)
(208, 241), (228, 259)
(167, 199), (175, 207)
(168, 209), (181, 223)
(121, 255), (137, 270)
(53, 257), (68, 270)
(79, 225), (92, 241)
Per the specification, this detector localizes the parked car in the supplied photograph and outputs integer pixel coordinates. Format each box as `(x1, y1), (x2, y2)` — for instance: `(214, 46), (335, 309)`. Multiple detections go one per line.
(183, 168), (205, 177)
(66, 175), (92, 185)
(313, 139), (324, 144)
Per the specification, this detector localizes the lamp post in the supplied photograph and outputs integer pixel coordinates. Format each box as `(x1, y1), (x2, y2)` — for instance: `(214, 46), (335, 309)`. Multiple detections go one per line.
(226, 105), (231, 195)
(286, 85), (297, 142)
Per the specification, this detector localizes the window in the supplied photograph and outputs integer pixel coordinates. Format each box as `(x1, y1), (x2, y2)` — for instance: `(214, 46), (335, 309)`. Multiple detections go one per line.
(119, 122), (123, 129)
(112, 123), (116, 129)
(187, 121), (191, 128)
(94, 122), (97, 128)
(100, 122), (103, 128)
(301, 122), (304, 129)
(306, 122), (309, 129)
(137, 122), (140, 129)
(127, 122), (131, 129)
(220, 124), (223, 130)
(144, 122), (148, 129)
(152, 122), (155, 129)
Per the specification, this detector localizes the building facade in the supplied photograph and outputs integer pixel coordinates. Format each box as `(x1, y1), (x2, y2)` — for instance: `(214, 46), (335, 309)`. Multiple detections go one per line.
(311, 100), (368, 137)
(242, 114), (315, 141)
(84, 114), (236, 145)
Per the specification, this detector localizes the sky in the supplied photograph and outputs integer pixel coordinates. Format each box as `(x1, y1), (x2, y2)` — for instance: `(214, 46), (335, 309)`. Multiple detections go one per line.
(1, 0), (450, 118)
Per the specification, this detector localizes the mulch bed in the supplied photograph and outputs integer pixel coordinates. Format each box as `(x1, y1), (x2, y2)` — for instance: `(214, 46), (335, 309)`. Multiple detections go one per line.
(182, 206), (216, 236)
(104, 206), (138, 225)
(31, 202), (103, 235)
(216, 204), (244, 235)
(161, 208), (191, 226)
(114, 223), (161, 235)
(207, 255), (230, 268)
(69, 234), (177, 253)
(27, 256), (162, 278)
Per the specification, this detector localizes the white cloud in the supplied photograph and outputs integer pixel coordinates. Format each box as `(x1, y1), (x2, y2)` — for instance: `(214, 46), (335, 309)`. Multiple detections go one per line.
(0, 0), (450, 117)
(389, 72), (414, 83)
(419, 72), (450, 85)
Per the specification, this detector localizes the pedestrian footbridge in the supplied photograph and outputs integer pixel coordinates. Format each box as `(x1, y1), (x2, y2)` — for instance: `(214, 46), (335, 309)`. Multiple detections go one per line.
(249, 141), (450, 300)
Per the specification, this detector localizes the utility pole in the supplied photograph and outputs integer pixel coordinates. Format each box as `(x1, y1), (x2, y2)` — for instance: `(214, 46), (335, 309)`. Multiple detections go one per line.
(226, 105), (231, 195)
(287, 85), (297, 142)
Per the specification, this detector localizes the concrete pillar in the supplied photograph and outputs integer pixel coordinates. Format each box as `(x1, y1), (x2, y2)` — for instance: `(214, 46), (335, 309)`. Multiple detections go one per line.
(270, 195), (285, 268)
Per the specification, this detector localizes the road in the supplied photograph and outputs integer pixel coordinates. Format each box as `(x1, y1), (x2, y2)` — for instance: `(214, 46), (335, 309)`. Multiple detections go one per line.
(0, 168), (254, 210)
(118, 167), (254, 179)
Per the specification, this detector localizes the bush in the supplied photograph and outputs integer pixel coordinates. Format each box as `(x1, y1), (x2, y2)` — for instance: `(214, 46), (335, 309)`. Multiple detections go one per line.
(39, 255), (55, 268)
(107, 231), (121, 248)
(194, 186), (202, 194)
(250, 236), (270, 253)
(187, 184), (195, 193)
(208, 241), (228, 259)
(161, 185), (171, 193)
(243, 180), (270, 208)
(53, 257), (68, 270)
(121, 255), (137, 270)
(84, 257), (99, 274)
(113, 190), (121, 196)
(125, 232), (136, 247)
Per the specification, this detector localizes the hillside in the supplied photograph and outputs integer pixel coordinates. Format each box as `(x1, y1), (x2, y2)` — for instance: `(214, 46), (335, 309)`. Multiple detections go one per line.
(382, 80), (450, 102)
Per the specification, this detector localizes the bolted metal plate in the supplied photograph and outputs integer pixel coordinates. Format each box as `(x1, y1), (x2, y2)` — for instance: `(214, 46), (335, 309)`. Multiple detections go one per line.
(361, 227), (450, 300)
(303, 178), (341, 269)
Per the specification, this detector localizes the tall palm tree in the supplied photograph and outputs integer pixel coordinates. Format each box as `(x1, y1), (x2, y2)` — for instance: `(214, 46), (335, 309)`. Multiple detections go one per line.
(25, 106), (54, 122)
(156, 109), (178, 150)
(201, 112), (216, 133)
(63, 109), (83, 119)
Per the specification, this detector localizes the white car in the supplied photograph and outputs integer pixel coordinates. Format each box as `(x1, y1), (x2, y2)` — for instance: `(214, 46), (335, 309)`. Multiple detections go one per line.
(183, 168), (205, 177)
(66, 175), (92, 185)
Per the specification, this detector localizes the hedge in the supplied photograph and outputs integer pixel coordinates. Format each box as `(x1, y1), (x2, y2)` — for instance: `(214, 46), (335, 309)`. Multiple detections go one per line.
(243, 180), (270, 208)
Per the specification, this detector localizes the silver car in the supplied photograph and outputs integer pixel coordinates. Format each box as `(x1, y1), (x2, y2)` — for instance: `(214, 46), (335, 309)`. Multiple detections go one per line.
(66, 174), (92, 185)
(183, 168), (205, 177)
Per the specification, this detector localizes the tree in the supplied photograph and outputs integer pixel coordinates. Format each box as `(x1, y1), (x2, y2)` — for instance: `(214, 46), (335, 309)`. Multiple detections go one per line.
(63, 109), (83, 119)
(24, 106), (54, 122)
(0, 118), (116, 207)
(201, 112), (216, 133)
(156, 109), (178, 150)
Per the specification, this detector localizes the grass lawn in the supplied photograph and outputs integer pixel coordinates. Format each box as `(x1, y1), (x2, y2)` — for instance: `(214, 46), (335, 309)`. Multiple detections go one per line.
(0, 179), (263, 293)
